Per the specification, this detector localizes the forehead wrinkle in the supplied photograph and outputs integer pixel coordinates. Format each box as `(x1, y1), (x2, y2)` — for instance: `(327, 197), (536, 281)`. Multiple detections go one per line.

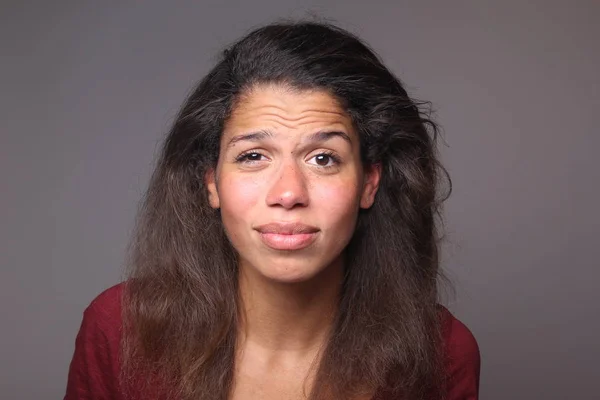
(229, 114), (351, 133)
(226, 88), (356, 144)
(236, 101), (348, 120)
(261, 116), (350, 131)
(262, 107), (348, 120)
(243, 106), (351, 127)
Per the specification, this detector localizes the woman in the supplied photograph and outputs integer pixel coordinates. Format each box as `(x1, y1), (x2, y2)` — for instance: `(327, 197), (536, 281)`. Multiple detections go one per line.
(65, 21), (480, 400)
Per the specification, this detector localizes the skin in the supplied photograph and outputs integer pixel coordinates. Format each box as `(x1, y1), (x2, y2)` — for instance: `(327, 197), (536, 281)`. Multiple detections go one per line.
(206, 84), (381, 399)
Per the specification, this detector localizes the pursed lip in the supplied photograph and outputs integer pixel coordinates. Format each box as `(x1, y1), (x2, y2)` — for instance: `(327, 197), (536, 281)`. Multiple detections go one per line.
(254, 222), (320, 250)
(254, 222), (320, 235)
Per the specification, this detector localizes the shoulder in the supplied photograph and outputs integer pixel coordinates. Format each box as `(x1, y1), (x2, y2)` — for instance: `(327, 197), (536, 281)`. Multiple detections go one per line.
(439, 305), (480, 364)
(439, 305), (481, 399)
(75, 282), (126, 352)
(83, 282), (125, 332)
(86, 282), (125, 314)
(65, 283), (127, 399)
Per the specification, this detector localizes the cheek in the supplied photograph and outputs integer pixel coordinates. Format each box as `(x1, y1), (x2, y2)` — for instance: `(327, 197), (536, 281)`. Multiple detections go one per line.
(312, 178), (362, 227)
(218, 175), (262, 232)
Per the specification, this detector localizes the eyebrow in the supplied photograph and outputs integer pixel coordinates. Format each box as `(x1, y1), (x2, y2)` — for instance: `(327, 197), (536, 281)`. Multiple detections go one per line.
(226, 130), (273, 148)
(306, 130), (352, 145)
(226, 130), (352, 148)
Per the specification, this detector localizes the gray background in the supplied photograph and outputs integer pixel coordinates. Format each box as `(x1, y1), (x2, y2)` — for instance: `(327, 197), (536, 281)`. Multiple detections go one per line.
(1, 1), (598, 399)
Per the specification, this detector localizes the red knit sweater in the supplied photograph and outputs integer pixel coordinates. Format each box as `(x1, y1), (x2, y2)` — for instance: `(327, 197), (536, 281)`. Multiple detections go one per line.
(64, 283), (480, 399)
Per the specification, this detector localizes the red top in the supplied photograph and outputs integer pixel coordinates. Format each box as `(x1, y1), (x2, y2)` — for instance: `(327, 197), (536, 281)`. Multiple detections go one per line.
(65, 284), (480, 399)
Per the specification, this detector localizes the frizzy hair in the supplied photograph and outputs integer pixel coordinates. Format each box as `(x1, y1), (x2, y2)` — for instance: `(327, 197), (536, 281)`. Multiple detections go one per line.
(122, 21), (451, 400)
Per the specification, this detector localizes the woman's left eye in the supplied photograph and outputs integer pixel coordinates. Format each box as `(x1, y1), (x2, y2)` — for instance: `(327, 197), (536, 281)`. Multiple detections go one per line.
(307, 153), (340, 168)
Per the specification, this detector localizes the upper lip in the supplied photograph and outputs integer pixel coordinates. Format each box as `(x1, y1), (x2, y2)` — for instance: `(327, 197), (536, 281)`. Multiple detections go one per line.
(254, 222), (319, 235)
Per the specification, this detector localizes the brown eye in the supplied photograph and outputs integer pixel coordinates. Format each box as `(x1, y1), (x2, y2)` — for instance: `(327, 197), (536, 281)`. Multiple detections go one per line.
(246, 153), (262, 161)
(307, 152), (340, 168)
(235, 151), (266, 163)
(315, 154), (331, 166)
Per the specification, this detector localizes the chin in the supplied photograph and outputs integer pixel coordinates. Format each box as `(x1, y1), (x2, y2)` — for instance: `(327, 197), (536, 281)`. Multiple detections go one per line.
(238, 250), (344, 285)
(258, 263), (324, 284)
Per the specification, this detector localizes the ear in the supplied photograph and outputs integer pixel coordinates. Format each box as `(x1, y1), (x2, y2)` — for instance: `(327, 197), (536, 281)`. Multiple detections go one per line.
(360, 163), (381, 209)
(205, 168), (220, 209)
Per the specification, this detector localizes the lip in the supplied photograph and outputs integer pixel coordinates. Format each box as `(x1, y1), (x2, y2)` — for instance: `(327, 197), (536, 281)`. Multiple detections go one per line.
(254, 222), (319, 250)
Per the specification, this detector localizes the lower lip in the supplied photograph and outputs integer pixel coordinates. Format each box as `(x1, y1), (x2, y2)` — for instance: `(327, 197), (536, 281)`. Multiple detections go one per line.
(258, 232), (318, 250)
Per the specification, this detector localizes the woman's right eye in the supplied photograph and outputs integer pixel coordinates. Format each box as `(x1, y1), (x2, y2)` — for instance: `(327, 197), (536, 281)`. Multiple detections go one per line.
(235, 152), (266, 163)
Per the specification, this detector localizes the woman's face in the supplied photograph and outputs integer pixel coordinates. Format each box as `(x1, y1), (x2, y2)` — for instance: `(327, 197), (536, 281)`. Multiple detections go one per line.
(207, 84), (380, 283)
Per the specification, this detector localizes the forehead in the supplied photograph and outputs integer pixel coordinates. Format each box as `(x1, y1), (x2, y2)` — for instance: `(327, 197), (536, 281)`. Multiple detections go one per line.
(224, 84), (354, 135)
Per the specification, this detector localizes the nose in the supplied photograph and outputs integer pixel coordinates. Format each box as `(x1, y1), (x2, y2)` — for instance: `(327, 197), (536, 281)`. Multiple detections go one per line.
(265, 161), (309, 209)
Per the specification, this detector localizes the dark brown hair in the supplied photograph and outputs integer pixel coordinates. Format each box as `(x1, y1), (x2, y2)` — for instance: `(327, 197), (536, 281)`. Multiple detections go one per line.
(123, 21), (451, 400)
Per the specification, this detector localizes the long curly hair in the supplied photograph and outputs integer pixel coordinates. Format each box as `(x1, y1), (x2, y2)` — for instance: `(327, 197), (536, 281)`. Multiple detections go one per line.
(122, 21), (451, 400)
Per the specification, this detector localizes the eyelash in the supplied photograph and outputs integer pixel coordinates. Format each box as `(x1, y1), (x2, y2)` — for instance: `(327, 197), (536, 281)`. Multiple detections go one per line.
(234, 151), (265, 163)
(234, 150), (341, 169)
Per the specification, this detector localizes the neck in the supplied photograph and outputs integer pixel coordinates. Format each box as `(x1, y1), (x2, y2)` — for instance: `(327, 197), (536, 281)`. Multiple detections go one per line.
(237, 257), (343, 355)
